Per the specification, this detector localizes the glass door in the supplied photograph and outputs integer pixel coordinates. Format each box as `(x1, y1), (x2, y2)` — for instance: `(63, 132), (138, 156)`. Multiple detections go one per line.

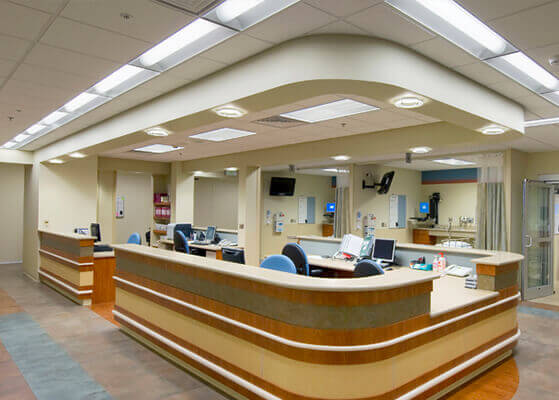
(522, 179), (554, 300)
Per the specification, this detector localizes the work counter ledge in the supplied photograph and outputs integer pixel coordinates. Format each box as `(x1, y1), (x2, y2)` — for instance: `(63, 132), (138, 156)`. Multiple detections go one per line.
(38, 230), (116, 305)
(110, 242), (522, 400)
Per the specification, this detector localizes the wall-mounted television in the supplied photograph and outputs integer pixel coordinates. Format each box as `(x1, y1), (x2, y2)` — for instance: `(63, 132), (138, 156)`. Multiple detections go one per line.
(270, 177), (296, 196)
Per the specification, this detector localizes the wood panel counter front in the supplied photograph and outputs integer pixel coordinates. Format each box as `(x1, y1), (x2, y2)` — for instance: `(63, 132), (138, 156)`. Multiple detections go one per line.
(112, 244), (520, 400)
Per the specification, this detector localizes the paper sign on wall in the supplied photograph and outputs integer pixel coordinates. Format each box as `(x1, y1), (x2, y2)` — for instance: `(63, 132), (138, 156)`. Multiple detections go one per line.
(116, 196), (124, 219)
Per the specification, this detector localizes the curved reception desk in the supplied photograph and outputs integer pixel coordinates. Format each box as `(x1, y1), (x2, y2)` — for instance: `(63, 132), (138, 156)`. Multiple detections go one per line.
(111, 243), (521, 400)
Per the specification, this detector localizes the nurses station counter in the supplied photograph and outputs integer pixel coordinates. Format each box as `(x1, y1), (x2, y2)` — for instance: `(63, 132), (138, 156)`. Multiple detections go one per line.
(110, 240), (522, 400)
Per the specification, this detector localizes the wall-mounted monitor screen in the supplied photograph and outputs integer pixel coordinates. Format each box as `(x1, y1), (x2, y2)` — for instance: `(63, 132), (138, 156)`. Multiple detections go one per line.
(326, 202), (336, 213)
(419, 201), (429, 213)
(270, 177), (296, 196)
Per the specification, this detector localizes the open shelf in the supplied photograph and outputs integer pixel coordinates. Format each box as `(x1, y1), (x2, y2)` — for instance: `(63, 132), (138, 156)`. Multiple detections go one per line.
(154, 202), (170, 207)
(153, 230), (167, 235)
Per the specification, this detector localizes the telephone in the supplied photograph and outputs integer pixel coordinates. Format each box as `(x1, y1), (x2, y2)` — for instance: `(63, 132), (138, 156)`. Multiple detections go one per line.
(218, 239), (232, 247)
(444, 265), (473, 277)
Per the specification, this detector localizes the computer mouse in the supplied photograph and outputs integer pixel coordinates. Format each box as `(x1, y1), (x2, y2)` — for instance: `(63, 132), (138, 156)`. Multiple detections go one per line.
(384, 267), (393, 271)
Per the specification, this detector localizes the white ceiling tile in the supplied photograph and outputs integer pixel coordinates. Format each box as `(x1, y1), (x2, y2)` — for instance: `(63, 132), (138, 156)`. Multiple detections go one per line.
(524, 43), (559, 77)
(308, 20), (369, 36)
(346, 4), (434, 46)
(411, 38), (477, 68)
(0, 1), (51, 40)
(510, 136), (558, 152)
(137, 73), (191, 94)
(453, 62), (509, 85)
(244, 2), (337, 44)
(40, 17), (152, 63)
(0, 34), (32, 61)
(525, 124), (559, 144)
(304, 0), (382, 17)
(23, 43), (120, 79)
(515, 93), (559, 118)
(11, 63), (97, 92)
(456, 0), (551, 21)
(60, 0), (195, 44)
(9, 0), (67, 14)
(524, 111), (542, 120)
(0, 79), (75, 104)
(0, 59), (17, 77)
(166, 56), (227, 81)
(487, 80), (534, 100)
(489, 2), (559, 49)
(200, 34), (272, 65)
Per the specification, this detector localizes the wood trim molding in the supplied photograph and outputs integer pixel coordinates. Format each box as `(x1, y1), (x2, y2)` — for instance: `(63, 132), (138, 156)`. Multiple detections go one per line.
(115, 308), (519, 400)
(115, 249), (433, 306)
(114, 276), (519, 364)
(477, 263), (518, 277)
(39, 270), (92, 298)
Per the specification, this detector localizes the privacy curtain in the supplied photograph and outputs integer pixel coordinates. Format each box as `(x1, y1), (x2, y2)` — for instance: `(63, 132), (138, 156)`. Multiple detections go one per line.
(476, 154), (507, 250)
(334, 171), (350, 238)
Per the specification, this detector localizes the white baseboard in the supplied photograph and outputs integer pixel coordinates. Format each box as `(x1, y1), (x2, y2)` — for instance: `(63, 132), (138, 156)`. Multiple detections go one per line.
(0, 260), (22, 265)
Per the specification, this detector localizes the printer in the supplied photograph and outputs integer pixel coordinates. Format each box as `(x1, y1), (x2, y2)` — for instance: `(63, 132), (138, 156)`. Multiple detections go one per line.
(164, 223), (176, 240)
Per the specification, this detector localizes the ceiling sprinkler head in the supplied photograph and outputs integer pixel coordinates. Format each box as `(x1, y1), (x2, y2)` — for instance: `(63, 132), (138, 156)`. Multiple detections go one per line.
(549, 55), (559, 66)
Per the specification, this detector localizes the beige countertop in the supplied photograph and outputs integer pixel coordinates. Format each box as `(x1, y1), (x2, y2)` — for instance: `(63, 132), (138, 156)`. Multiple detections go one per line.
(112, 244), (439, 292)
(94, 251), (115, 259)
(413, 227), (476, 233)
(38, 229), (96, 241)
(193, 226), (238, 234)
(430, 275), (498, 317)
(292, 235), (524, 266)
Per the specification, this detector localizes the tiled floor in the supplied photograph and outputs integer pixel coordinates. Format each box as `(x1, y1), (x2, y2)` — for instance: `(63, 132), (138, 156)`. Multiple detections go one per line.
(528, 290), (559, 307)
(1, 263), (558, 400)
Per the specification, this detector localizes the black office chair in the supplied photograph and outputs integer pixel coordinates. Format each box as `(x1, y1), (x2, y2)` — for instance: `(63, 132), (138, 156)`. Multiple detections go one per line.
(90, 223), (101, 242)
(281, 243), (322, 277)
(174, 230), (189, 254)
(353, 260), (385, 277)
(145, 230), (151, 247)
(222, 248), (245, 264)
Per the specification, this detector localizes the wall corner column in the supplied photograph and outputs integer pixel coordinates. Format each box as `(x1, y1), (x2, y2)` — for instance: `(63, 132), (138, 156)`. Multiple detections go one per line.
(171, 162), (195, 223)
(238, 166), (261, 266)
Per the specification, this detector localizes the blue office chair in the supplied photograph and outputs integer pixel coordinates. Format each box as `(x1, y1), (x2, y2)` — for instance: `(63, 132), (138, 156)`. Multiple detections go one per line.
(174, 230), (189, 254)
(260, 255), (297, 274)
(353, 260), (385, 277)
(281, 243), (322, 277)
(127, 232), (141, 245)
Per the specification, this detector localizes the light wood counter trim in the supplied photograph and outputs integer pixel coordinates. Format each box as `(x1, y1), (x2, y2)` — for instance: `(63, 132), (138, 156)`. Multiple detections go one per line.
(476, 262), (518, 277)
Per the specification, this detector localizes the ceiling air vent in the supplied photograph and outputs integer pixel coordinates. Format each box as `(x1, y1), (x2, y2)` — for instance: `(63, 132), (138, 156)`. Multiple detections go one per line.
(253, 115), (307, 129)
(151, 0), (223, 15)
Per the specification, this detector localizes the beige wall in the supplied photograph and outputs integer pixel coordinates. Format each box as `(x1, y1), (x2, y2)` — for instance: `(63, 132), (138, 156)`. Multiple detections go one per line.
(38, 156), (98, 233)
(260, 172), (335, 256)
(194, 176), (238, 230)
(420, 182), (477, 225)
(97, 170), (116, 244)
(353, 165), (422, 242)
(115, 171), (152, 244)
(23, 161), (40, 279)
(0, 163), (24, 263)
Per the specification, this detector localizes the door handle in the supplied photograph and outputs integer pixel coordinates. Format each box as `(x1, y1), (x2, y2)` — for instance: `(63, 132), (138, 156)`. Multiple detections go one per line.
(525, 235), (533, 248)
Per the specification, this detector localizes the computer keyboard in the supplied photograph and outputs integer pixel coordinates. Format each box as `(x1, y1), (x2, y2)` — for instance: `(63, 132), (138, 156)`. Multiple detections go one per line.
(191, 241), (211, 245)
(94, 244), (113, 252)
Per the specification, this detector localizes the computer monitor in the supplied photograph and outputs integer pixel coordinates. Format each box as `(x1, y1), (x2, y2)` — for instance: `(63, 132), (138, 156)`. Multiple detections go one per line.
(90, 223), (101, 242)
(326, 202), (336, 213)
(175, 224), (192, 240)
(372, 238), (396, 263)
(205, 226), (216, 243)
(419, 201), (429, 214)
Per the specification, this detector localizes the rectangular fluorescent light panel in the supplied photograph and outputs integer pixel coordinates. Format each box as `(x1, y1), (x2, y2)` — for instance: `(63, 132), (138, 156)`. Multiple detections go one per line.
(204, 0), (300, 31)
(433, 159), (475, 166)
(189, 128), (255, 142)
(2, 141), (17, 149)
(26, 124), (46, 134)
(14, 134), (30, 142)
(41, 111), (68, 125)
(280, 99), (379, 123)
(93, 65), (158, 98)
(134, 144), (183, 154)
(541, 91), (559, 107)
(525, 116), (559, 128)
(131, 18), (235, 72)
(64, 92), (101, 112)
(385, 0), (515, 60)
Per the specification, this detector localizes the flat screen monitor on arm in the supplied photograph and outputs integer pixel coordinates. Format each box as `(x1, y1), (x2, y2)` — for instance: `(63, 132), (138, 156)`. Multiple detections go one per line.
(372, 238), (396, 263)
(206, 226), (216, 242)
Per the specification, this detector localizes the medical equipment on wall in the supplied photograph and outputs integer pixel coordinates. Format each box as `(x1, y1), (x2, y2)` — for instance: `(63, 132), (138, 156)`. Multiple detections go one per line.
(273, 212), (285, 233)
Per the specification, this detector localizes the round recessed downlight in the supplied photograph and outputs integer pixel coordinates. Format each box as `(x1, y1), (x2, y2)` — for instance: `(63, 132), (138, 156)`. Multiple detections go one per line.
(481, 125), (506, 135)
(214, 106), (246, 118)
(331, 155), (351, 161)
(48, 159), (64, 164)
(395, 97), (424, 109)
(225, 167), (238, 172)
(145, 127), (170, 137)
(69, 152), (86, 158)
(409, 146), (432, 154)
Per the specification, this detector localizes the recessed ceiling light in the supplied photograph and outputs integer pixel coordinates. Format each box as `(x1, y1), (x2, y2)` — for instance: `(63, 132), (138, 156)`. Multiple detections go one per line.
(385, 0), (513, 59)
(94, 65), (145, 94)
(481, 125), (506, 135)
(26, 124), (46, 134)
(69, 152), (86, 158)
(48, 159), (65, 164)
(2, 141), (16, 149)
(14, 134), (30, 143)
(525, 116), (559, 127)
(204, 0), (300, 31)
(280, 99), (379, 123)
(410, 146), (432, 154)
(190, 128), (255, 142)
(64, 93), (100, 112)
(331, 155), (351, 161)
(323, 168), (350, 173)
(225, 167), (238, 171)
(41, 111), (68, 125)
(213, 105), (246, 118)
(394, 96), (424, 109)
(145, 127), (170, 137)
(433, 158), (475, 166)
(133, 144), (183, 154)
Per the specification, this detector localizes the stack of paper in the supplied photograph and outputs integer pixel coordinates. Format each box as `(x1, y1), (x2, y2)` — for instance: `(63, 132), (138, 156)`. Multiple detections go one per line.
(465, 274), (478, 289)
